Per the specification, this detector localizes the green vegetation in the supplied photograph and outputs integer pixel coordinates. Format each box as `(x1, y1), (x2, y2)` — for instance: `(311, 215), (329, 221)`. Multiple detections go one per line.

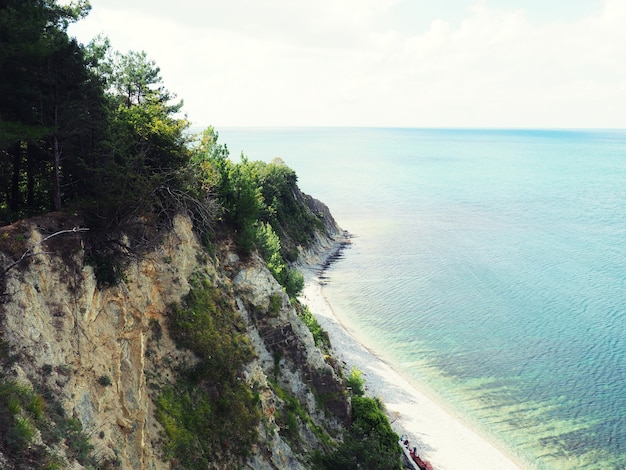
(1, 1), (189, 225)
(315, 395), (402, 470)
(269, 292), (283, 316)
(0, 2), (403, 468)
(297, 304), (331, 350)
(156, 277), (260, 467)
(256, 222), (304, 297)
(0, 0), (95, 219)
(252, 158), (324, 251)
(312, 366), (402, 469)
(345, 367), (365, 397)
(190, 130), (311, 294)
(0, 378), (100, 468)
(191, 129), (323, 256)
(97, 375), (113, 387)
(0, 0), (323, 287)
(270, 380), (332, 449)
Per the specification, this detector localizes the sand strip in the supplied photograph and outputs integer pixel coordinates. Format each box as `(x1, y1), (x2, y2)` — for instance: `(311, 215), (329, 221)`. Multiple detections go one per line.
(298, 259), (525, 470)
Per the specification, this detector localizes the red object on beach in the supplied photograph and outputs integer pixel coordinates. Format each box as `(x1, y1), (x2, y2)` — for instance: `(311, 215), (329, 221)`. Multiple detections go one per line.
(403, 438), (433, 470)
(410, 450), (433, 470)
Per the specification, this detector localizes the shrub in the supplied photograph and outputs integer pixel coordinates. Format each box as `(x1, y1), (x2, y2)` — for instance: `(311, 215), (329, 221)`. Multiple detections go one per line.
(283, 268), (304, 298)
(65, 418), (94, 464)
(98, 375), (112, 387)
(297, 305), (330, 350)
(256, 222), (305, 298)
(27, 393), (45, 418)
(254, 158), (324, 247)
(157, 277), (260, 467)
(84, 251), (124, 288)
(0, 379), (97, 467)
(6, 417), (36, 452)
(270, 380), (331, 447)
(269, 293), (282, 316)
(314, 393), (402, 469)
(346, 367), (365, 397)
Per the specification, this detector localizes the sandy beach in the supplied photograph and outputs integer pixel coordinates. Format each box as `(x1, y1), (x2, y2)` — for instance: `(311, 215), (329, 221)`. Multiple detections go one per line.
(298, 260), (525, 470)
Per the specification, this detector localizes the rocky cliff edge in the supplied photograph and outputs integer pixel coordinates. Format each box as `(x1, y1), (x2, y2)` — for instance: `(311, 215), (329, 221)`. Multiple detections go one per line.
(0, 196), (349, 469)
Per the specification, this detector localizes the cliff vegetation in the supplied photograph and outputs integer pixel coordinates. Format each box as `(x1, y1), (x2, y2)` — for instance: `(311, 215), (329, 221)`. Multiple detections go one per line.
(0, 1), (403, 468)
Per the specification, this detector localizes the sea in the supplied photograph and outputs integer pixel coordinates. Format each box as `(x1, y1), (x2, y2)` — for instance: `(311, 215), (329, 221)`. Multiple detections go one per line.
(218, 127), (626, 470)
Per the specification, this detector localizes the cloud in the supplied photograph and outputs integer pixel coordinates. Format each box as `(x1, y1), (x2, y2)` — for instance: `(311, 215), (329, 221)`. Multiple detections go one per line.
(70, 0), (626, 128)
(353, 0), (626, 127)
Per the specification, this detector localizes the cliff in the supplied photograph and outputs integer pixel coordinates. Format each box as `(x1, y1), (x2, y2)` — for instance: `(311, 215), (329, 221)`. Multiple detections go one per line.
(0, 194), (350, 469)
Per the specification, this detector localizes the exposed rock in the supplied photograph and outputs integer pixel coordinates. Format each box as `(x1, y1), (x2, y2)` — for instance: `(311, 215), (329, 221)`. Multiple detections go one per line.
(0, 203), (349, 469)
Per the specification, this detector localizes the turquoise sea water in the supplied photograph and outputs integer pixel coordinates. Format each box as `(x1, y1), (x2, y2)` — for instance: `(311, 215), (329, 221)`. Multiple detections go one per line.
(220, 127), (626, 470)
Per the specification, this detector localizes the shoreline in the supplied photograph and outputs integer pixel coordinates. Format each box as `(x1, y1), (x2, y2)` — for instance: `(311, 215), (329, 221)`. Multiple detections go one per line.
(298, 239), (526, 470)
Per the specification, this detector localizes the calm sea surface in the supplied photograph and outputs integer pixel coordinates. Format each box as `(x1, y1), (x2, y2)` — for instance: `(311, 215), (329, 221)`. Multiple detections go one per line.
(220, 127), (626, 470)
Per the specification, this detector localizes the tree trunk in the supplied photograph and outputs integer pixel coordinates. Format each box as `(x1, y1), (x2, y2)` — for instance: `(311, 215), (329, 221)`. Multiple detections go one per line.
(9, 143), (22, 213)
(26, 145), (35, 209)
(52, 133), (62, 211)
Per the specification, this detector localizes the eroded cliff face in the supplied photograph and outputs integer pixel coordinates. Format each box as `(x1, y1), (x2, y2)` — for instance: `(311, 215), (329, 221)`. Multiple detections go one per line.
(0, 205), (348, 469)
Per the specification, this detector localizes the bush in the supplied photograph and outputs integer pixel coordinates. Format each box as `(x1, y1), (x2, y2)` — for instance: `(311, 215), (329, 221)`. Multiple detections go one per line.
(0, 379), (97, 467)
(269, 293), (282, 316)
(98, 375), (112, 387)
(27, 393), (45, 418)
(157, 277), (260, 467)
(6, 417), (36, 452)
(270, 380), (331, 448)
(256, 222), (304, 298)
(65, 418), (94, 464)
(346, 367), (365, 397)
(254, 158), (324, 247)
(283, 268), (304, 298)
(84, 251), (124, 288)
(297, 305), (330, 349)
(314, 394), (402, 469)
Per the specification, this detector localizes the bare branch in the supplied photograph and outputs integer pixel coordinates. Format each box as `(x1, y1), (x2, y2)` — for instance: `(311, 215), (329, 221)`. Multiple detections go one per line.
(151, 184), (219, 236)
(1, 227), (90, 281)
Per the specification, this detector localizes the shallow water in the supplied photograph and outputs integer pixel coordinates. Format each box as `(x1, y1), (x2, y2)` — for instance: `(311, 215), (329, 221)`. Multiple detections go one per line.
(221, 127), (626, 469)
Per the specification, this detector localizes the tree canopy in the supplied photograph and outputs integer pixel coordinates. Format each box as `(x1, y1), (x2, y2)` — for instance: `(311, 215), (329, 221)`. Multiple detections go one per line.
(0, 0), (188, 225)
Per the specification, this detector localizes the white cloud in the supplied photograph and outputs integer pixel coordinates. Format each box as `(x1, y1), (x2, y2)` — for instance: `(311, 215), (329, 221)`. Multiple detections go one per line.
(70, 0), (626, 128)
(354, 0), (626, 128)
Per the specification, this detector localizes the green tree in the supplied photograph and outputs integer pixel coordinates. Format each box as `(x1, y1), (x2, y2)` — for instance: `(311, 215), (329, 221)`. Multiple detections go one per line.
(317, 396), (402, 469)
(78, 45), (191, 229)
(0, 0), (98, 218)
(226, 158), (262, 254)
(252, 158), (323, 259)
(112, 50), (167, 107)
(256, 222), (284, 275)
(41, 35), (107, 211)
(192, 128), (261, 254)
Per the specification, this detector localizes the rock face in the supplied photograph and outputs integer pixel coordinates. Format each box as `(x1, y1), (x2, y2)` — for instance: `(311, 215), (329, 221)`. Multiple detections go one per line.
(0, 202), (348, 469)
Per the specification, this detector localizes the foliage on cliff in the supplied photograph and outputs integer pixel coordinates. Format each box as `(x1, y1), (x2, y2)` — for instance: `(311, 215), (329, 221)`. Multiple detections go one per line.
(321, 396), (402, 469)
(0, 342), (109, 468)
(0, 0), (322, 294)
(1, 1), (187, 226)
(156, 277), (259, 467)
(314, 382), (402, 470)
(0, 2), (404, 469)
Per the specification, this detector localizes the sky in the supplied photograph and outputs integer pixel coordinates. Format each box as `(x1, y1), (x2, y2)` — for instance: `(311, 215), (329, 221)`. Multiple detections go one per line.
(67, 0), (626, 129)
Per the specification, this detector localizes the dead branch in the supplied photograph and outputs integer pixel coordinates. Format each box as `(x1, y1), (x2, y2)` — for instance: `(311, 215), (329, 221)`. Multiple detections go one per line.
(1, 227), (90, 281)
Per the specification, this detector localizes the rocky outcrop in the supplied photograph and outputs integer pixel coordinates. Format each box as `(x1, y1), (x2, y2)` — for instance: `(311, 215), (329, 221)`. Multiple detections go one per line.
(234, 260), (348, 427)
(1, 214), (201, 468)
(0, 204), (348, 469)
(294, 194), (345, 269)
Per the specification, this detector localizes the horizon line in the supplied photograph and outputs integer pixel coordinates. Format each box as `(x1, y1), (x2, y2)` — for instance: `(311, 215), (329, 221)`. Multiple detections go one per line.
(190, 124), (626, 132)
